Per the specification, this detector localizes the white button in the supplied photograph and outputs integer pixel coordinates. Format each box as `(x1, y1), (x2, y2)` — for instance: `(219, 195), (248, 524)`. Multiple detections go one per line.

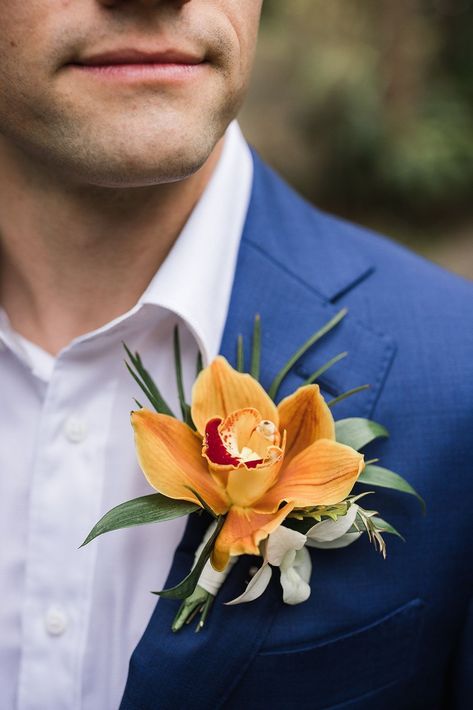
(64, 416), (88, 443)
(45, 607), (68, 636)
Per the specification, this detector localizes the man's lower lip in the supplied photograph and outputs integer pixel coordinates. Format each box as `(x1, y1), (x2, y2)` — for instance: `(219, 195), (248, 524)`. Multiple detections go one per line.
(70, 62), (206, 81)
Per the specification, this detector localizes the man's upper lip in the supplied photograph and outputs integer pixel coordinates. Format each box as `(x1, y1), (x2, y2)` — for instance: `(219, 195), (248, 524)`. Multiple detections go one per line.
(76, 48), (204, 66)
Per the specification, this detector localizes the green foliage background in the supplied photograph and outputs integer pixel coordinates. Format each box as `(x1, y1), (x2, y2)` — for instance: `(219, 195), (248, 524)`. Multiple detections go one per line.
(241, 0), (473, 278)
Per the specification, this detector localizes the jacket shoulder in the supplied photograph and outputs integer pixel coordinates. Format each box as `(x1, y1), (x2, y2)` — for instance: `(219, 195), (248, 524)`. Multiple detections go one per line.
(252, 152), (473, 319)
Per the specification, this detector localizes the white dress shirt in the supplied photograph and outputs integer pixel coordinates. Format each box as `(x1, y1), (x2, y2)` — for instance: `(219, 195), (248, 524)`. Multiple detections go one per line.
(0, 122), (253, 710)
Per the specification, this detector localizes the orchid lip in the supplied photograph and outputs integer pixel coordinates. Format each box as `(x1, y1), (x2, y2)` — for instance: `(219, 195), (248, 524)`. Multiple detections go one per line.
(204, 418), (264, 469)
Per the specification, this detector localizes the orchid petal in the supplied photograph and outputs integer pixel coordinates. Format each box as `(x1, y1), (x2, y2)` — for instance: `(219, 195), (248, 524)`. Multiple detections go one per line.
(255, 439), (364, 513)
(279, 547), (312, 605)
(266, 525), (307, 566)
(211, 502), (294, 572)
(132, 409), (229, 515)
(307, 531), (363, 549)
(226, 524), (307, 605)
(225, 452), (284, 508)
(225, 564), (273, 605)
(191, 356), (278, 436)
(306, 503), (359, 543)
(278, 385), (335, 465)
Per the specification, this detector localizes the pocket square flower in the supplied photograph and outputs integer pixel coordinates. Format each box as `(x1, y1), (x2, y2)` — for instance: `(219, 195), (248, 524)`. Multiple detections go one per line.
(82, 310), (424, 632)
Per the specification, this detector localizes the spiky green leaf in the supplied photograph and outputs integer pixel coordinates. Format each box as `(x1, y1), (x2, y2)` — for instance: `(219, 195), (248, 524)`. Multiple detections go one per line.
(236, 334), (244, 373)
(173, 327), (193, 427)
(371, 515), (405, 541)
(123, 343), (175, 417)
(268, 308), (348, 400)
(196, 350), (203, 377)
(304, 351), (348, 386)
(327, 384), (370, 408)
(250, 314), (261, 381)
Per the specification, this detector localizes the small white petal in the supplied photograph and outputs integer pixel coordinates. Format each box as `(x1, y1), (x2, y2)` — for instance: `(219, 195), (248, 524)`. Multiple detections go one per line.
(306, 504), (359, 543)
(266, 525), (307, 566)
(225, 564), (273, 605)
(307, 531), (363, 549)
(293, 546), (312, 584)
(279, 548), (312, 605)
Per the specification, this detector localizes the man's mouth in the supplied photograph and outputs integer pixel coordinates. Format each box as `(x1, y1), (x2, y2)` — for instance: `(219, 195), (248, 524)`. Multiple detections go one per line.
(68, 47), (207, 82)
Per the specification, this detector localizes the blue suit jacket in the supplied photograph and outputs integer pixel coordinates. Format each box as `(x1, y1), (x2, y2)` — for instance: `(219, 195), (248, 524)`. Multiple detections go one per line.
(120, 152), (473, 710)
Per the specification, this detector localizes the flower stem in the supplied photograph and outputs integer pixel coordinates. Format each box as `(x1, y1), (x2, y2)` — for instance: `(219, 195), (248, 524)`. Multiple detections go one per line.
(172, 585), (215, 633)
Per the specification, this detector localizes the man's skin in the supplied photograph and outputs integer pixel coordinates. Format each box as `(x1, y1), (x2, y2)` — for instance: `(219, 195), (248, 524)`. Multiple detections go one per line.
(0, 0), (263, 354)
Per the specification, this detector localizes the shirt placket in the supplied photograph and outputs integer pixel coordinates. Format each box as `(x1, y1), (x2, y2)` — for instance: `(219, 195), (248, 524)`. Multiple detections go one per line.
(17, 353), (115, 710)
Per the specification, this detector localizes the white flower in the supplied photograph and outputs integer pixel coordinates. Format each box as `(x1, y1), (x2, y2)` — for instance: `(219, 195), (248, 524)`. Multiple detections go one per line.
(226, 525), (311, 606)
(305, 503), (362, 549)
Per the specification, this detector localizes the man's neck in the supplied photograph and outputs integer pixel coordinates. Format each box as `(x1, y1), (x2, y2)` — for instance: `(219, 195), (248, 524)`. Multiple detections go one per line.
(0, 138), (223, 355)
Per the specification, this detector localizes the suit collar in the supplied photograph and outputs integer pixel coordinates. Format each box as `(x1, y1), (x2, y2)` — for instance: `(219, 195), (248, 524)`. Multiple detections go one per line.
(120, 152), (396, 710)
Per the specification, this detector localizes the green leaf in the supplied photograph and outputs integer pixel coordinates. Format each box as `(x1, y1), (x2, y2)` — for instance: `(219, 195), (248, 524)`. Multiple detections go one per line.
(123, 343), (175, 417)
(236, 334), (245, 373)
(304, 351), (348, 386)
(268, 308), (348, 400)
(81, 494), (199, 547)
(250, 314), (261, 381)
(196, 350), (203, 377)
(154, 516), (225, 600)
(335, 418), (389, 450)
(173, 327), (193, 427)
(358, 464), (426, 513)
(125, 361), (160, 412)
(371, 516), (405, 541)
(327, 384), (370, 408)
(185, 487), (218, 519)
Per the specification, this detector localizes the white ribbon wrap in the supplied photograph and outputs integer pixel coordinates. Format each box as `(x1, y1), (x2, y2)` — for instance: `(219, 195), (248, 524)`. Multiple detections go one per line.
(194, 522), (237, 596)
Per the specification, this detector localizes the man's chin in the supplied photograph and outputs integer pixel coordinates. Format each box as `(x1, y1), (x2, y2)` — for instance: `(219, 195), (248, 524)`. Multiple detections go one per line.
(52, 131), (221, 189)
(81, 155), (209, 189)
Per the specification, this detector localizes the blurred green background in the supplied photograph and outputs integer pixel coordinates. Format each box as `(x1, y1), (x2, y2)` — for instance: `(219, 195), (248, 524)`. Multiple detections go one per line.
(240, 0), (473, 280)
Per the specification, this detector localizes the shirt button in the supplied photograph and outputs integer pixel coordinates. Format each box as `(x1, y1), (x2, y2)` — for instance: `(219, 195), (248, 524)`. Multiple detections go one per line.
(45, 607), (68, 636)
(64, 416), (88, 443)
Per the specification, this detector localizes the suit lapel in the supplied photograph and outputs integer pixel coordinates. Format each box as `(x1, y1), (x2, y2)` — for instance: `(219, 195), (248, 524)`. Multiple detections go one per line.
(120, 153), (396, 710)
(219, 152), (396, 418)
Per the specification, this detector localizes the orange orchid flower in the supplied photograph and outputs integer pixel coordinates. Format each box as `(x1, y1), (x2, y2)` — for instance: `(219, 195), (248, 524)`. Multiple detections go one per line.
(132, 356), (365, 572)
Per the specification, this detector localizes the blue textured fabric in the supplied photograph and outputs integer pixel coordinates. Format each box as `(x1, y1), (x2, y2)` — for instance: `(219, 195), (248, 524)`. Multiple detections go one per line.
(120, 152), (473, 710)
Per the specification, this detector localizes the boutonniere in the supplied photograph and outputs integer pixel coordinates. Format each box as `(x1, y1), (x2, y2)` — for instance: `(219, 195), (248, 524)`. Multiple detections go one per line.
(82, 309), (424, 632)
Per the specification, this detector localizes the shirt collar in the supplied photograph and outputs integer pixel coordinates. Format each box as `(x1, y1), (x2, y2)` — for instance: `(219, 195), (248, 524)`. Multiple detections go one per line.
(0, 121), (253, 370)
